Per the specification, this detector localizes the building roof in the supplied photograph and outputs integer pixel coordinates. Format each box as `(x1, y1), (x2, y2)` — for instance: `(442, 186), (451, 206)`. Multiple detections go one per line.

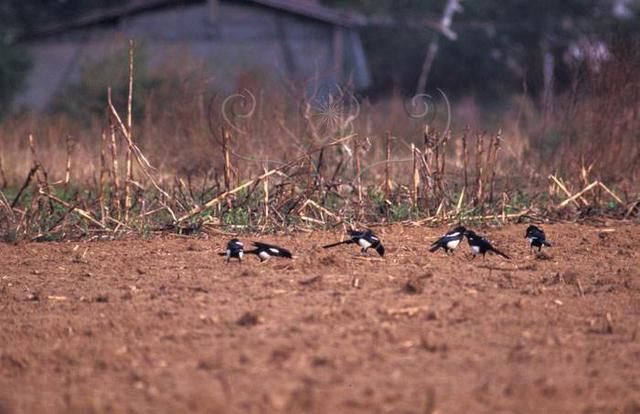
(20, 0), (366, 41)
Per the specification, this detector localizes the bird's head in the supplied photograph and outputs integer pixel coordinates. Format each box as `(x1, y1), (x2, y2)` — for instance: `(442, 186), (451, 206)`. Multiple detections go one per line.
(464, 230), (478, 239)
(525, 225), (540, 238)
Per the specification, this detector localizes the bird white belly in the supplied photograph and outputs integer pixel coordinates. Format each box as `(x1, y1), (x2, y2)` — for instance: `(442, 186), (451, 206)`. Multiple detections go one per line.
(359, 239), (372, 249)
(259, 251), (270, 260)
(446, 239), (460, 250)
(239, 251), (244, 259)
(471, 245), (480, 255)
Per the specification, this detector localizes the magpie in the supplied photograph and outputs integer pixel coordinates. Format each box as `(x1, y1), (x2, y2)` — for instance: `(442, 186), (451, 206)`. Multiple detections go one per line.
(429, 226), (466, 254)
(464, 230), (510, 259)
(218, 238), (244, 263)
(525, 225), (552, 252)
(322, 229), (385, 257)
(245, 241), (293, 262)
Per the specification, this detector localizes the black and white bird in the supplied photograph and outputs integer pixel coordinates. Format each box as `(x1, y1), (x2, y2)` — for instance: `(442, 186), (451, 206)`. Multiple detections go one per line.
(525, 225), (552, 252)
(429, 226), (466, 254)
(322, 229), (385, 257)
(245, 241), (293, 262)
(464, 230), (510, 259)
(218, 238), (244, 263)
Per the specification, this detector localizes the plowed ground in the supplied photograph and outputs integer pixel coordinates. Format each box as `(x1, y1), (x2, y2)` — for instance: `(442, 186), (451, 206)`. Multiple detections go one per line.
(1, 222), (639, 413)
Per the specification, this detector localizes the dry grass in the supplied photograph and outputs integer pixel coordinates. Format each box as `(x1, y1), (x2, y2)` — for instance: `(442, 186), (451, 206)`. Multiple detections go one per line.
(0, 48), (638, 242)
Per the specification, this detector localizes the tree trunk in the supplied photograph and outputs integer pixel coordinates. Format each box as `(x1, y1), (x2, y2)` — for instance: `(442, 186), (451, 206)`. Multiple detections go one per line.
(415, 0), (463, 96)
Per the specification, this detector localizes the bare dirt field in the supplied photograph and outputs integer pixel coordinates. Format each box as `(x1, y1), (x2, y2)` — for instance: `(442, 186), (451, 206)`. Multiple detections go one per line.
(1, 222), (639, 414)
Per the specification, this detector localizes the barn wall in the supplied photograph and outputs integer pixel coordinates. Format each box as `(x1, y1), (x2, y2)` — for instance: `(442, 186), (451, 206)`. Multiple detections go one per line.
(15, 2), (369, 111)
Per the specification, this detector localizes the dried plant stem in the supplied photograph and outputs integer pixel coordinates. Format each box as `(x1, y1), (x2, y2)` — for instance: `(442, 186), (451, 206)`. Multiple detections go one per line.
(598, 182), (623, 205)
(28, 134), (53, 212)
(99, 132), (108, 224)
(487, 130), (501, 203)
(422, 125), (434, 202)
(557, 181), (599, 208)
(64, 135), (74, 187)
(549, 175), (584, 207)
(301, 199), (341, 222)
(107, 91), (122, 219)
(38, 189), (106, 229)
(411, 143), (420, 208)
(124, 40), (135, 222)
(0, 190), (13, 220)
(354, 138), (363, 218)
(384, 132), (392, 197)
(108, 92), (179, 213)
(222, 128), (232, 192)
(462, 127), (469, 190)
(475, 132), (485, 205)
(625, 198), (640, 218)
(11, 166), (38, 208)
(0, 155), (7, 189)
(440, 129), (449, 176)
(263, 164), (269, 221)
(177, 134), (356, 223)
(455, 187), (465, 214)
(502, 192), (508, 222)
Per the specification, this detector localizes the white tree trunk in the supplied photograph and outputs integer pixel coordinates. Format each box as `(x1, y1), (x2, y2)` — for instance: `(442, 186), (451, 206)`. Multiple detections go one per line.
(415, 0), (463, 96)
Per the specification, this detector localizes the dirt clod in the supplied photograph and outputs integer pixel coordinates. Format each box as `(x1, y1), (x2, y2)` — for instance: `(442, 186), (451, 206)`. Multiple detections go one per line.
(94, 294), (109, 303)
(236, 312), (260, 327)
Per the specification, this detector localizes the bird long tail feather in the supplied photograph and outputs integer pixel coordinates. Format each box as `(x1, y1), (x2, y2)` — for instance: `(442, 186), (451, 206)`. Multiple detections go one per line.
(428, 244), (441, 252)
(492, 247), (510, 259)
(217, 252), (227, 256)
(322, 240), (351, 249)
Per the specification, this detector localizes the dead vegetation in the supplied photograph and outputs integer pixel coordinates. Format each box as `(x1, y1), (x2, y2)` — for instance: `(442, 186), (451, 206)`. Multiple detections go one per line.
(0, 44), (638, 243)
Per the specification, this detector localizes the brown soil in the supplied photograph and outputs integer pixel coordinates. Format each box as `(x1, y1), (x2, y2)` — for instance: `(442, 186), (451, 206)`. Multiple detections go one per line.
(1, 222), (640, 414)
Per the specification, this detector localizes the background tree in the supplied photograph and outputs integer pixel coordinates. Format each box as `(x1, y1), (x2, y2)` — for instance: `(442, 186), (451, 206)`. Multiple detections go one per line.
(324, 0), (639, 102)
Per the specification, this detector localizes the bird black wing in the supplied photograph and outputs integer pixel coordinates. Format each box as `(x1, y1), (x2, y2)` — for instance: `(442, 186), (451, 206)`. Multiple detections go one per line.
(251, 241), (292, 258)
(347, 229), (371, 239)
